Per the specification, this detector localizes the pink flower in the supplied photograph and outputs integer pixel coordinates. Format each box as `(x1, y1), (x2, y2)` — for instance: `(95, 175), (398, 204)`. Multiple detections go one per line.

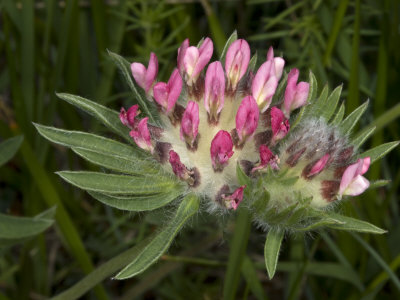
(283, 68), (309, 118)
(129, 117), (153, 153)
(307, 154), (331, 177)
(153, 68), (182, 114)
(180, 101), (199, 148)
(235, 96), (259, 143)
(339, 157), (370, 197)
(131, 52), (158, 94)
(266, 47), (285, 80)
(252, 61), (279, 112)
(178, 38), (213, 86)
(225, 39), (250, 90)
(169, 150), (187, 180)
(120, 105), (140, 128)
(204, 61), (225, 122)
(222, 186), (246, 210)
(270, 107), (290, 143)
(252, 145), (279, 172)
(210, 130), (234, 171)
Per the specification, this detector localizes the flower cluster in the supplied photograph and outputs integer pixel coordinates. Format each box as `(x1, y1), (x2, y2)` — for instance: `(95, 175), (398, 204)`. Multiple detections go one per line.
(120, 36), (370, 213)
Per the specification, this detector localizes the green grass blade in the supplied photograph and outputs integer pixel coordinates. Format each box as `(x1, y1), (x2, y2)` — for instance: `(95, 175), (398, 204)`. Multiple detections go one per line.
(351, 233), (400, 292)
(115, 194), (199, 279)
(0, 135), (24, 167)
(56, 171), (178, 195)
(264, 227), (284, 279)
(241, 256), (269, 300)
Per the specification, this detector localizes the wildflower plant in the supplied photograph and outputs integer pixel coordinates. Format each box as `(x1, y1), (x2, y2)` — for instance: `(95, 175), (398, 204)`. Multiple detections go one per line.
(35, 32), (398, 280)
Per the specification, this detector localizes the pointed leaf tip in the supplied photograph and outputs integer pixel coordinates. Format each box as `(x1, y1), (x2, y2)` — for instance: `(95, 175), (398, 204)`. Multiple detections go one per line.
(264, 228), (284, 279)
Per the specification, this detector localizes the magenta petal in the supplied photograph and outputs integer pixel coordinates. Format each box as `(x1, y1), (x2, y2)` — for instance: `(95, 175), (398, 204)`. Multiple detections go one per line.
(183, 46), (199, 78)
(120, 105), (139, 128)
(259, 145), (274, 165)
(166, 69), (183, 112)
(153, 82), (169, 109)
(235, 96), (259, 142)
(344, 175), (370, 196)
(225, 185), (246, 210)
(291, 81), (309, 110)
(361, 157), (371, 175)
(129, 117), (153, 152)
(210, 130), (234, 170)
(192, 37), (213, 79)
(270, 107), (289, 141)
(145, 53), (158, 92)
(131, 62), (147, 90)
(308, 154), (330, 177)
(225, 39), (251, 89)
(177, 38), (189, 73)
(180, 101), (199, 147)
(204, 61), (225, 119)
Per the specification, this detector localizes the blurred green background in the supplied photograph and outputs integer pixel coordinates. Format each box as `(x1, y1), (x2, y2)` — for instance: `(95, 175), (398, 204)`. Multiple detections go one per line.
(1, 0), (400, 299)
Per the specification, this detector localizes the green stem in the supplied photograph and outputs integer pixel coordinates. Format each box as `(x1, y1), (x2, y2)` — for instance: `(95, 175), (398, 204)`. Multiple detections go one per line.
(223, 209), (252, 300)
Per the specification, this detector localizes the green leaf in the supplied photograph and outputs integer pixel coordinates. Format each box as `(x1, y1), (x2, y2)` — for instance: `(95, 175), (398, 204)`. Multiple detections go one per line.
(264, 227), (284, 279)
(306, 71), (318, 105)
(330, 102), (345, 126)
(219, 30), (237, 62)
(358, 141), (399, 164)
(248, 52), (258, 72)
(307, 84), (329, 118)
(368, 180), (390, 190)
(55, 93), (130, 139)
(326, 213), (386, 234)
(34, 124), (146, 163)
(352, 126), (376, 148)
(236, 163), (252, 186)
(0, 207), (55, 247)
(339, 100), (369, 134)
(0, 135), (24, 167)
(88, 189), (183, 211)
(107, 50), (156, 124)
(72, 147), (156, 175)
(57, 171), (179, 195)
(321, 84), (342, 121)
(115, 194), (199, 279)
(297, 217), (343, 232)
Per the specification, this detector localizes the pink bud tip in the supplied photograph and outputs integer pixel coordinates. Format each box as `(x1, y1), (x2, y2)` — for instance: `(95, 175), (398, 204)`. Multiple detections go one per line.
(181, 38), (214, 85)
(120, 105), (140, 128)
(210, 130), (234, 171)
(339, 157), (370, 197)
(180, 101), (200, 148)
(270, 106), (290, 143)
(267, 47), (285, 80)
(131, 52), (158, 93)
(223, 185), (246, 210)
(204, 61), (225, 122)
(283, 68), (309, 118)
(129, 117), (153, 153)
(225, 39), (251, 90)
(169, 150), (187, 180)
(235, 96), (260, 143)
(308, 154), (331, 177)
(153, 68), (182, 114)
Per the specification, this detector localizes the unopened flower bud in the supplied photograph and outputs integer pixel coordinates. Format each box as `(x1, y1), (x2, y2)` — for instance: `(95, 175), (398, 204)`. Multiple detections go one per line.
(120, 105), (140, 129)
(225, 39), (250, 91)
(204, 61), (225, 123)
(129, 117), (153, 153)
(235, 96), (259, 144)
(210, 130), (234, 171)
(153, 69), (182, 114)
(131, 52), (158, 95)
(283, 68), (309, 118)
(180, 101), (200, 149)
